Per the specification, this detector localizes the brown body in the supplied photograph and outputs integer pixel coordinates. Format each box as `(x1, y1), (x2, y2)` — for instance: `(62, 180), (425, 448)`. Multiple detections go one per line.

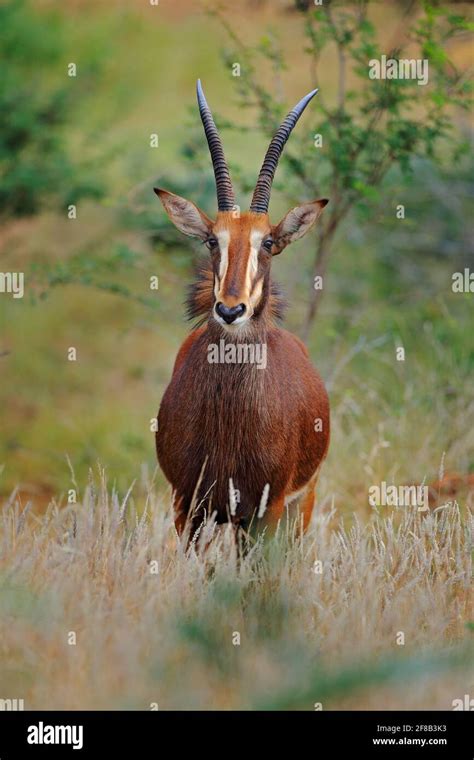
(156, 311), (329, 532)
(154, 82), (330, 534)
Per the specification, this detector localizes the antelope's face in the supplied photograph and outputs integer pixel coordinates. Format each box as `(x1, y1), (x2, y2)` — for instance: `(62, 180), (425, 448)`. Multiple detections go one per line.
(154, 81), (329, 329)
(155, 192), (328, 330)
(208, 212), (272, 328)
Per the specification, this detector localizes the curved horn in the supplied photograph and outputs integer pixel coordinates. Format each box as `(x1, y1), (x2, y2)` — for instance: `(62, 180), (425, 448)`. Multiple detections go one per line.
(196, 79), (235, 212)
(250, 88), (319, 214)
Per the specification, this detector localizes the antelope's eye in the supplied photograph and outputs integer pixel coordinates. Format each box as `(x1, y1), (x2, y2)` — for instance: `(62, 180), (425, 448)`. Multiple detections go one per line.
(206, 236), (218, 250)
(262, 238), (273, 251)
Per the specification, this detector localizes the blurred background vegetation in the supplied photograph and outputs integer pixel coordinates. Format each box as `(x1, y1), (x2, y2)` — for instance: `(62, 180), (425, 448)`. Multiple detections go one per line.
(0, 0), (473, 511)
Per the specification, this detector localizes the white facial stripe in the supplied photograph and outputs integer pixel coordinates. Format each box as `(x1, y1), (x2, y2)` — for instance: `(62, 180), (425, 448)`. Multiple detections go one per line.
(213, 228), (264, 327)
(247, 229), (264, 292)
(250, 277), (264, 307)
(216, 230), (230, 281)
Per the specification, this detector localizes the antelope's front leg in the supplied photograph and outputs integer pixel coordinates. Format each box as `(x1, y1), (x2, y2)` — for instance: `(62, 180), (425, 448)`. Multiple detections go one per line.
(173, 493), (189, 535)
(173, 493), (212, 550)
(298, 472), (319, 532)
(259, 491), (287, 532)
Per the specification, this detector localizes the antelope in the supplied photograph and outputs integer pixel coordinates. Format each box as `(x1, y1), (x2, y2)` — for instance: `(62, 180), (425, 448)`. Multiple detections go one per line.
(154, 81), (330, 538)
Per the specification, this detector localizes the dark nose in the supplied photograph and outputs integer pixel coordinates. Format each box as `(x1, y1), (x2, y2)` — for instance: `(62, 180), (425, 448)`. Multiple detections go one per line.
(215, 302), (246, 324)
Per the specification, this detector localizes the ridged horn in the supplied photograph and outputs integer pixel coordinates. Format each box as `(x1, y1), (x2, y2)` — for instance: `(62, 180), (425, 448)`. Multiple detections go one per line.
(196, 79), (235, 212)
(250, 88), (319, 214)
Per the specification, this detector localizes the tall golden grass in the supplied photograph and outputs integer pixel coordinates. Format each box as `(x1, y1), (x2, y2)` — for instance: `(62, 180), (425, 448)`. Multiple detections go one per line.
(0, 466), (472, 710)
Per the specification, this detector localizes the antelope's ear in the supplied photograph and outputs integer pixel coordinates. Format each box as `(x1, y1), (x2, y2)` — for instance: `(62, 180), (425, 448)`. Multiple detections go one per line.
(272, 199), (328, 254)
(154, 188), (214, 241)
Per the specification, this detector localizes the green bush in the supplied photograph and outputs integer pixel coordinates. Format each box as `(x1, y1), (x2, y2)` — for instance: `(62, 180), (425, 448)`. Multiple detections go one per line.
(0, 0), (104, 217)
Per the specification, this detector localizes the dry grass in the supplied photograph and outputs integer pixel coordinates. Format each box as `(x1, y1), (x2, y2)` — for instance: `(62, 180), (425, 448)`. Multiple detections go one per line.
(0, 467), (472, 710)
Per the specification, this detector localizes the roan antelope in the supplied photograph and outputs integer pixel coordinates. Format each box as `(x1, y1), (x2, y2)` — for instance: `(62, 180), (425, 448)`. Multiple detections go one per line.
(154, 81), (330, 538)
